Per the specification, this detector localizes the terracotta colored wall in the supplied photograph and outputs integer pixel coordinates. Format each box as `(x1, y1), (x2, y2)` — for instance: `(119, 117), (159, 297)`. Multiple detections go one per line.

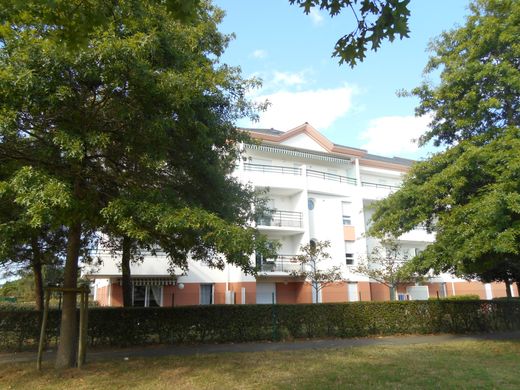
(453, 281), (486, 299)
(322, 283), (348, 303)
(165, 283), (199, 306)
(343, 226), (355, 240)
(228, 282), (256, 304)
(213, 283), (226, 304)
(357, 282), (371, 301)
(95, 285), (108, 306)
(110, 283), (123, 307)
(295, 283), (312, 304)
(490, 282), (518, 298)
(427, 283), (443, 299)
(275, 282), (299, 304)
(370, 283), (390, 301)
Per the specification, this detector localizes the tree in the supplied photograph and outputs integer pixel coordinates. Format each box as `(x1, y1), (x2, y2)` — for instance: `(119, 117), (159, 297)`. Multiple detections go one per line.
(369, 0), (520, 294)
(354, 238), (421, 301)
(289, 0), (411, 66)
(290, 240), (344, 303)
(0, 0), (268, 368)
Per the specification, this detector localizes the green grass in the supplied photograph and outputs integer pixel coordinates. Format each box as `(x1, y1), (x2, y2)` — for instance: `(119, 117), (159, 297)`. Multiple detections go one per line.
(2, 340), (520, 389)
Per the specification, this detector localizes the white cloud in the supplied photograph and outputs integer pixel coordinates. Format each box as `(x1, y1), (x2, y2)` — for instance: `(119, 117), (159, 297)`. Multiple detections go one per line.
(251, 49), (267, 59)
(359, 115), (432, 156)
(272, 71), (307, 87)
(250, 85), (355, 130)
(309, 9), (324, 25)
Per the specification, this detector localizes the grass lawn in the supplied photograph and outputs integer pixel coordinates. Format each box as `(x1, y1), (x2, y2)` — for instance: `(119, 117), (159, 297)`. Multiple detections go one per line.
(2, 339), (520, 389)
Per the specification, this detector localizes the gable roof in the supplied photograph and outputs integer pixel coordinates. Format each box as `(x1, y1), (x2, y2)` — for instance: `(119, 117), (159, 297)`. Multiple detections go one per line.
(240, 123), (414, 172)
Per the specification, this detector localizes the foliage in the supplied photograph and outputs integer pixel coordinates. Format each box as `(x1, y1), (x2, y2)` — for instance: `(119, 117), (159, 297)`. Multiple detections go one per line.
(1, 300), (520, 351)
(354, 238), (422, 300)
(289, 0), (410, 66)
(0, 0), (269, 367)
(407, 0), (520, 147)
(429, 294), (481, 301)
(369, 0), (520, 286)
(290, 240), (344, 303)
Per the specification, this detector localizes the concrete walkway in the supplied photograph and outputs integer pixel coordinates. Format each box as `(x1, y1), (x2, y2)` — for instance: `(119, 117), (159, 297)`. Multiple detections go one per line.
(2, 331), (520, 365)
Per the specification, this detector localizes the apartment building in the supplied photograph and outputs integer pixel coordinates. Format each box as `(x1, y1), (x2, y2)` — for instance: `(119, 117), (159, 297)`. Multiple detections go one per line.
(87, 123), (517, 306)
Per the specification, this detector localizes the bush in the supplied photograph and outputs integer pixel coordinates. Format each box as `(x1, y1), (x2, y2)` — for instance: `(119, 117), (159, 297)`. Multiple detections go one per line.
(429, 295), (481, 301)
(1, 300), (519, 351)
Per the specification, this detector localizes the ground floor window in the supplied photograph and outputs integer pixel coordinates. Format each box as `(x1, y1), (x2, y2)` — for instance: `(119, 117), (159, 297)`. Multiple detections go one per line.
(132, 285), (162, 307)
(200, 284), (214, 305)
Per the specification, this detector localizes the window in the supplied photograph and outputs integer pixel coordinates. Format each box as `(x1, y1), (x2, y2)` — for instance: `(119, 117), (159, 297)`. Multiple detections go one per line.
(345, 241), (355, 265)
(132, 285), (162, 307)
(200, 284), (214, 305)
(308, 198), (315, 210)
(342, 201), (352, 225)
(345, 253), (354, 265)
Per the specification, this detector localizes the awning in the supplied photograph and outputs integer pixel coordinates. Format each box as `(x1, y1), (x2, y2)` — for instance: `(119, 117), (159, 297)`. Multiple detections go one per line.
(118, 278), (176, 286)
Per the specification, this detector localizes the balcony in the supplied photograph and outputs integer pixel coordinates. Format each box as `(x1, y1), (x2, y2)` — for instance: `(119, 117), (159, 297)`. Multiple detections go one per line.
(361, 181), (400, 191)
(306, 169), (357, 185)
(257, 254), (303, 274)
(244, 163), (302, 175)
(257, 210), (302, 227)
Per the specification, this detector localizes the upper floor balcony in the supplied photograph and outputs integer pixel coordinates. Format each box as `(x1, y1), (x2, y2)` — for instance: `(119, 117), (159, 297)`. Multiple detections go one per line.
(240, 162), (305, 190)
(361, 180), (400, 200)
(256, 254), (303, 275)
(306, 169), (356, 185)
(256, 209), (305, 235)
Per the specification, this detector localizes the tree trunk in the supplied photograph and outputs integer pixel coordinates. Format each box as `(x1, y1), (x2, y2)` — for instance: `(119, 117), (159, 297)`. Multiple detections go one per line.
(389, 286), (396, 301)
(505, 279), (512, 298)
(31, 235), (44, 312)
(55, 222), (81, 369)
(121, 236), (133, 307)
(517, 282), (520, 297)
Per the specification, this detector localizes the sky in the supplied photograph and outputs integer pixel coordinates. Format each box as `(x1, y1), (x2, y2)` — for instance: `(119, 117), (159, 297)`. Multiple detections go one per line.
(214, 0), (471, 160)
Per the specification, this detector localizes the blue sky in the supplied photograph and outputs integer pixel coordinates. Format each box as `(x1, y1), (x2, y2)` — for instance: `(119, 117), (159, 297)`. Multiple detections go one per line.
(214, 0), (471, 159)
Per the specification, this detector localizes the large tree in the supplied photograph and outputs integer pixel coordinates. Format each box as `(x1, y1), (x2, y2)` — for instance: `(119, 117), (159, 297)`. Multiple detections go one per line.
(369, 0), (520, 292)
(0, 0), (268, 368)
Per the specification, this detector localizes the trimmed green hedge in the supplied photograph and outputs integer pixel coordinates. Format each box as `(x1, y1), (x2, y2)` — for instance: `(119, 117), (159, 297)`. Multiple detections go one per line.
(1, 300), (519, 351)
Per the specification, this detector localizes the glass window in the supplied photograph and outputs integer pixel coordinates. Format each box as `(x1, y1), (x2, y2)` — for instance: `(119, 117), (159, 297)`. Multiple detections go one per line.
(345, 241), (355, 265)
(132, 285), (162, 307)
(308, 198), (315, 210)
(133, 285), (146, 307)
(342, 215), (352, 225)
(200, 284), (213, 305)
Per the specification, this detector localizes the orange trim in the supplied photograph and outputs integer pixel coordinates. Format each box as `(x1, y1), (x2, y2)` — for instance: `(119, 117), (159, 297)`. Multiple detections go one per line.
(343, 226), (355, 240)
(248, 123), (367, 158)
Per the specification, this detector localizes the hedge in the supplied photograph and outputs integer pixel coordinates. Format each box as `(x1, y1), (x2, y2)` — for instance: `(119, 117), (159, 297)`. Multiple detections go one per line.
(1, 300), (519, 351)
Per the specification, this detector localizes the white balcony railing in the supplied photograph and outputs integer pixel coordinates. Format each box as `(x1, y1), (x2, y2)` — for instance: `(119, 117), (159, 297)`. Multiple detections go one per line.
(256, 210), (303, 228)
(244, 163), (302, 175)
(306, 169), (357, 185)
(257, 254), (303, 273)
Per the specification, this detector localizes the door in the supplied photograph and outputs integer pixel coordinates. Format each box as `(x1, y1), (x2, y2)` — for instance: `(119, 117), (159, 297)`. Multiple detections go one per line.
(256, 283), (276, 304)
(348, 283), (359, 302)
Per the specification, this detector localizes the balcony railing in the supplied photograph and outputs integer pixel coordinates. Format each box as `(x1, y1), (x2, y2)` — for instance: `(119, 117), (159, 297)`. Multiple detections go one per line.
(256, 210), (303, 228)
(257, 254), (303, 273)
(306, 169), (357, 185)
(361, 181), (400, 191)
(244, 163), (302, 176)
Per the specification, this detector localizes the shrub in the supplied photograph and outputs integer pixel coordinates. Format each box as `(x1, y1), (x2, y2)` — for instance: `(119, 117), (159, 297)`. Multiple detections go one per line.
(429, 295), (481, 301)
(1, 300), (519, 351)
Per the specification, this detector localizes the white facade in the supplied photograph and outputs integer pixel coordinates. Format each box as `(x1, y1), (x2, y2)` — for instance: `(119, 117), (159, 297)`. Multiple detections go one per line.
(87, 123), (516, 305)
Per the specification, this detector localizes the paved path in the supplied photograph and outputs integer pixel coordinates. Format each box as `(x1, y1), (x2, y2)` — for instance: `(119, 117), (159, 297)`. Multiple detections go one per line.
(2, 331), (519, 365)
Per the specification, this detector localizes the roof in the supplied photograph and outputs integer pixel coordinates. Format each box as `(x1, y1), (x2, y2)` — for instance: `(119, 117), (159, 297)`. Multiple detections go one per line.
(239, 123), (415, 171)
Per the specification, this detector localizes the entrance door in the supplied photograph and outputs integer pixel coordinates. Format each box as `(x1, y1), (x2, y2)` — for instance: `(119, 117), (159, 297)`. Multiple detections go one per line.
(256, 283), (276, 304)
(348, 283), (359, 302)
